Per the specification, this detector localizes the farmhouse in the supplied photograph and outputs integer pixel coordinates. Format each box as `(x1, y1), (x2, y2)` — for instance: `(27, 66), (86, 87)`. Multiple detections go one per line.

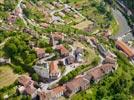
(18, 75), (34, 87)
(102, 56), (116, 64)
(50, 86), (66, 99)
(65, 77), (89, 97)
(65, 55), (75, 65)
(56, 45), (69, 57)
(34, 48), (45, 59)
(50, 32), (64, 46)
(116, 39), (134, 59)
(100, 64), (117, 74)
(89, 67), (105, 83)
(18, 75), (37, 98)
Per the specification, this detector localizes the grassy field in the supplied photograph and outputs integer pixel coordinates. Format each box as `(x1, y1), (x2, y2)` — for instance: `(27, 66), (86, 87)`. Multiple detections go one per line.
(0, 65), (18, 89)
(73, 20), (93, 30)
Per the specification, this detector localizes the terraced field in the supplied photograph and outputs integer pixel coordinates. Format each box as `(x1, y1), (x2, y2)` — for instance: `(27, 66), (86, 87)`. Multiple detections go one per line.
(0, 65), (18, 89)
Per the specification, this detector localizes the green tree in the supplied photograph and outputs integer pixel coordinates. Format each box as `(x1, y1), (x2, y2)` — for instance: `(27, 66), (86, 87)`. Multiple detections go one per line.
(45, 47), (53, 53)
(112, 93), (128, 100)
(38, 39), (49, 48)
(32, 73), (39, 81)
(4, 43), (17, 57)
(4, 0), (18, 11)
(59, 76), (68, 84)
(96, 87), (107, 100)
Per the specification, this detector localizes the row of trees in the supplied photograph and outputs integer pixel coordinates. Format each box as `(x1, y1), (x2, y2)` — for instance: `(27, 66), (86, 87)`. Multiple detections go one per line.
(59, 65), (89, 84)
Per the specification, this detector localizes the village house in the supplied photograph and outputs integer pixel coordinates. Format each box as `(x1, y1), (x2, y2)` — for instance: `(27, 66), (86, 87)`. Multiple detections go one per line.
(64, 77), (89, 97)
(102, 56), (116, 64)
(83, 72), (92, 82)
(7, 8), (22, 24)
(74, 47), (84, 63)
(12, 8), (22, 17)
(7, 15), (17, 25)
(97, 44), (107, 57)
(18, 75), (37, 98)
(24, 85), (37, 98)
(17, 86), (25, 94)
(89, 67), (105, 83)
(65, 55), (75, 65)
(37, 90), (48, 100)
(86, 62), (117, 83)
(40, 23), (49, 28)
(103, 30), (111, 38)
(56, 45), (69, 57)
(50, 32), (64, 46)
(49, 61), (61, 80)
(49, 86), (66, 99)
(116, 39), (134, 59)
(100, 64), (117, 74)
(18, 75), (34, 87)
(35, 48), (45, 59)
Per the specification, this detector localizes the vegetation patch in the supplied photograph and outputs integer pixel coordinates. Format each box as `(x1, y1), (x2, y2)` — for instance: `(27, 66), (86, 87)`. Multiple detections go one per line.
(0, 65), (18, 89)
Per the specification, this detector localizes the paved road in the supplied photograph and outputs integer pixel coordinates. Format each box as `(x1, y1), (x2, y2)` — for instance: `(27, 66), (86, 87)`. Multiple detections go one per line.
(112, 9), (131, 38)
(111, 9), (134, 42)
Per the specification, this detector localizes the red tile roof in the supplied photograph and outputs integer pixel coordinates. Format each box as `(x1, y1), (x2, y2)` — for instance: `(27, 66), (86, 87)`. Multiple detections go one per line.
(66, 77), (89, 91)
(89, 67), (104, 81)
(18, 75), (34, 87)
(49, 61), (59, 75)
(38, 91), (48, 100)
(25, 85), (36, 96)
(56, 45), (69, 55)
(35, 48), (45, 55)
(116, 40), (134, 57)
(34, 48), (45, 58)
(103, 56), (116, 64)
(40, 23), (49, 28)
(100, 64), (115, 73)
(52, 32), (64, 40)
(51, 86), (66, 96)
